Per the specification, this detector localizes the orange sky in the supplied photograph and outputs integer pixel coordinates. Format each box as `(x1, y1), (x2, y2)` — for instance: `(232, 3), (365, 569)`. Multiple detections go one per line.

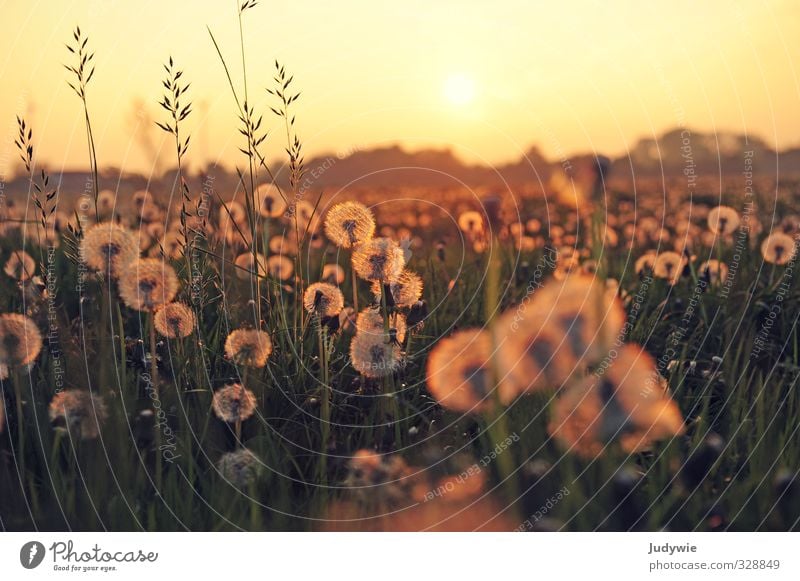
(1, 0), (798, 175)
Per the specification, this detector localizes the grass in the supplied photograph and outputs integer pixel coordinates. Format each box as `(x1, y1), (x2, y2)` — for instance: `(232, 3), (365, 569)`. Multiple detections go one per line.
(1, 211), (799, 531)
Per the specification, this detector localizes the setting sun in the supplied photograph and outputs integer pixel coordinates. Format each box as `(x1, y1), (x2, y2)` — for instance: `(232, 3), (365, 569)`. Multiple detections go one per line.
(443, 73), (476, 107)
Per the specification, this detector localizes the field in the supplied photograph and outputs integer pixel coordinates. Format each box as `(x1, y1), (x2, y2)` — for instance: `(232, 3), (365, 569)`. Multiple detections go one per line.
(1, 17), (800, 533)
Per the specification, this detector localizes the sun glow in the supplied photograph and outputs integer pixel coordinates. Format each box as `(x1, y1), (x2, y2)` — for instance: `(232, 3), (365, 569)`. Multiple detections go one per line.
(443, 73), (476, 107)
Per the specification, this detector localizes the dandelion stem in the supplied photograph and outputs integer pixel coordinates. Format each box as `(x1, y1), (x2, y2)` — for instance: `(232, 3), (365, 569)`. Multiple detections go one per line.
(149, 312), (162, 491)
(317, 321), (330, 485)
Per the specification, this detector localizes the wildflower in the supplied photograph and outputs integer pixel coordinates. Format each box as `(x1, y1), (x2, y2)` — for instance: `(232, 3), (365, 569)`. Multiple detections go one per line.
(352, 237), (405, 282)
(761, 232), (796, 265)
(212, 383), (258, 423)
(699, 260), (728, 285)
(154, 302), (195, 338)
(49, 390), (108, 440)
(4, 250), (36, 281)
(256, 183), (287, 218)
(426, 328), (517, 412)
(224, 328), (273, 368)
(118, 259), (179, 311)
(707, 205), (740, 235)
(81, 222), (139, 278)
(324, 201), (376, 248)
(217, 448), (261, 489)
(350, 333), (402, 378)
(303, 282), (345, 318)
(370, 269), (423, 308)
(0, 313), (42, 366)
(267, 255), (294, 281)
(652, 251), (686, 284)
(548, 345), (684, 457)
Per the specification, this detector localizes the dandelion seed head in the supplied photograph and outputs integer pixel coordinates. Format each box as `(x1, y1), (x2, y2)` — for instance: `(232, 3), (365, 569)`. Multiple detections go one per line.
(707, 205), (740, 235)
(81, 222), (139, 278)
(256, 183), (287, 218)
(303, 282), (345, 317)
(426, 328), (516, 412)
(351, 237), (405, 282)
(0, 313), (42, 366)
(267, 255), (294, 281)
(49, 390), (107, 440)
(370, 269), (423, 308)
(699, 259), (728, 284)
(154, 302), (195, 338)
(349, 333), (402, 378)
(217, 448), (260, 489)
(212, 383), (257, 423)
(761, 232), (796, 265)
(4, 250), (36, 282)
(224, 328), (273, 368)
(323, 202), (375, 249)
(118, 258), (179, 311)
(548, 345), (684, 457)
(652, 251), (686, 284)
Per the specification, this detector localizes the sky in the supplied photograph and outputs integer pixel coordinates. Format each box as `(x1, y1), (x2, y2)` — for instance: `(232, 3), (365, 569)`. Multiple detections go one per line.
(0, 0), (798, 175)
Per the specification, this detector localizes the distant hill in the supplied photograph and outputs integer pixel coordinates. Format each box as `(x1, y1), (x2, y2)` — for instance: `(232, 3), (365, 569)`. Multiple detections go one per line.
(5, 128), (799, 207)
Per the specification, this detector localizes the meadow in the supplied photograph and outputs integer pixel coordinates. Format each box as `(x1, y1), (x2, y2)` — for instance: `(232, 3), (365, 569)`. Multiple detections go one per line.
(1, 17), (799, 533)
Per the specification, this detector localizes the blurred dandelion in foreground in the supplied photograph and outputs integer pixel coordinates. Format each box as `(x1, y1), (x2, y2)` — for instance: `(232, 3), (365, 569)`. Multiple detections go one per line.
(217, 448), (260, 489)
(0, 313), (42, 366)
(324, 201), (376, 248)
(324, 449), (514, 531)
(761, 232), (796, 265)
(522, 274), (625, 365)
(81, 222), (139, 278)
(212, 383), (257, 423)
(707, 205), (740, 236)
(154, 302), (195, 338)
(548, 345), (684, 457)
(118, 259), (179, 311)
(4, 250), (36, 282)
(351, 237), (405, 282)
(426, 328), (516, 412)
(303, 282), (345, 318)
(370, 269), (423, 308)
(49, 390), (108, 440)
(224, 329), (273, 368)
